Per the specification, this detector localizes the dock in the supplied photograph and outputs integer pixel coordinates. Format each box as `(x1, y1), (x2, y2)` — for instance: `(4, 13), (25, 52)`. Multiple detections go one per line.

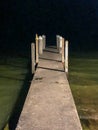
(16, 44), (82, 130)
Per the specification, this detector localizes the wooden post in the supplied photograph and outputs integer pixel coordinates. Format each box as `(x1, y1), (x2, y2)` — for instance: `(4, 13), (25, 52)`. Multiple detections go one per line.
(31, 43), (35, 74)
(59, 36), (62, 54)
(62, 38), (65, 65)
(65, 40), (69, 74)
(38, 36), (43, 55)
(36, 34), (39, 64)
(56, 35), (59, 49)
(42, 35), (46, 49)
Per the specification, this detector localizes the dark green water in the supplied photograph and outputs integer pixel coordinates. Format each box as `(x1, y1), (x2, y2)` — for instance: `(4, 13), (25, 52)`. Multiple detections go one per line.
(0, 57), (30, 130)
(69, 52), (98, 130)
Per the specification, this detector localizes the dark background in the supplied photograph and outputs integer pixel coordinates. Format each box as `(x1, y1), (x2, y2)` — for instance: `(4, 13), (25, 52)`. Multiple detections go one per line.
(1, 0), (98, 56)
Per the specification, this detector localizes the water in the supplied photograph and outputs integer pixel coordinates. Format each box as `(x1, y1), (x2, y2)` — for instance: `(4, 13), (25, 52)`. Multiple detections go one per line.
(0, 57), (30, 130)
(69, 52), (98, 130)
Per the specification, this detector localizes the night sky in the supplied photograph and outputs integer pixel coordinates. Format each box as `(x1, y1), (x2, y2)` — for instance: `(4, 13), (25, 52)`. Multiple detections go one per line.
(1, 0), (98, 55)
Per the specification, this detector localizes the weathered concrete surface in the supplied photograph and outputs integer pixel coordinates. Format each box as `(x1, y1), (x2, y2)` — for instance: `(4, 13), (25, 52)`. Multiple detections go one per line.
(16, 46), (82, 130)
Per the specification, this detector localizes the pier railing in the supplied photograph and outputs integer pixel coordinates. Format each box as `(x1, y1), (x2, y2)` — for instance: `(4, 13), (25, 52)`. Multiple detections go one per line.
(31, 34), (46, 74)
(31, 34), (69, 75)
(56, 35), (69, 74)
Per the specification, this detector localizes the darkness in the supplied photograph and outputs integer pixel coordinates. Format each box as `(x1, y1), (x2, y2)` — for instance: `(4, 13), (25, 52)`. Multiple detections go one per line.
(1, 0), (98, 56)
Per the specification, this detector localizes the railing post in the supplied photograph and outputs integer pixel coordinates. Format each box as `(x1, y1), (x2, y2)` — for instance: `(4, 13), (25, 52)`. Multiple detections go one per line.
(59, 36), (62, 54)
(31, 43), (35, 74)
(36, 34), (39, 64)
(42, 35), (46, 49)
(56, 35), (59, 49)
(62, 38), (65, 65)
(65, 40), (69, 74)
(38, 36), (43, 55)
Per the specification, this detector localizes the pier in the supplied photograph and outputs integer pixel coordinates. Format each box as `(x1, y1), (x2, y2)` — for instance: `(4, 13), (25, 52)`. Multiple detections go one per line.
(16, 35), (82, 130)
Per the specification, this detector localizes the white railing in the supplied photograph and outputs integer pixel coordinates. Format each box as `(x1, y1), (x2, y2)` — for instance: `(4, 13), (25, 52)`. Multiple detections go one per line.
(56, 35), (69, 74)
(31, 34), (69, 75)
(31, 34), (46, 74)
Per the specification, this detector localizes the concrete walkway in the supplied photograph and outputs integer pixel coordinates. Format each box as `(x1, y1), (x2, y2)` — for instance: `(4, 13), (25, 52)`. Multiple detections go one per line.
(16, 46), (82, 130)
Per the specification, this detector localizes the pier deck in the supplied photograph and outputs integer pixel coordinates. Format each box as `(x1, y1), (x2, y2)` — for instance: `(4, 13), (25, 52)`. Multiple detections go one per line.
(16, 46), (82, 130)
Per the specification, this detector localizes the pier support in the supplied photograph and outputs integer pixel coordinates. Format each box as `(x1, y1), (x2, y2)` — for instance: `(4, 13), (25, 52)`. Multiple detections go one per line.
(38, 36), (43, 55)
(56, 35), (59, 49)
(42, 35), (46, 49)
(35, 34), (39, 64)
(31, 43), (35, 74)
(62, 38), (65, 65)
(59, 36), (62, 54)
(65, 40), (69, 74)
